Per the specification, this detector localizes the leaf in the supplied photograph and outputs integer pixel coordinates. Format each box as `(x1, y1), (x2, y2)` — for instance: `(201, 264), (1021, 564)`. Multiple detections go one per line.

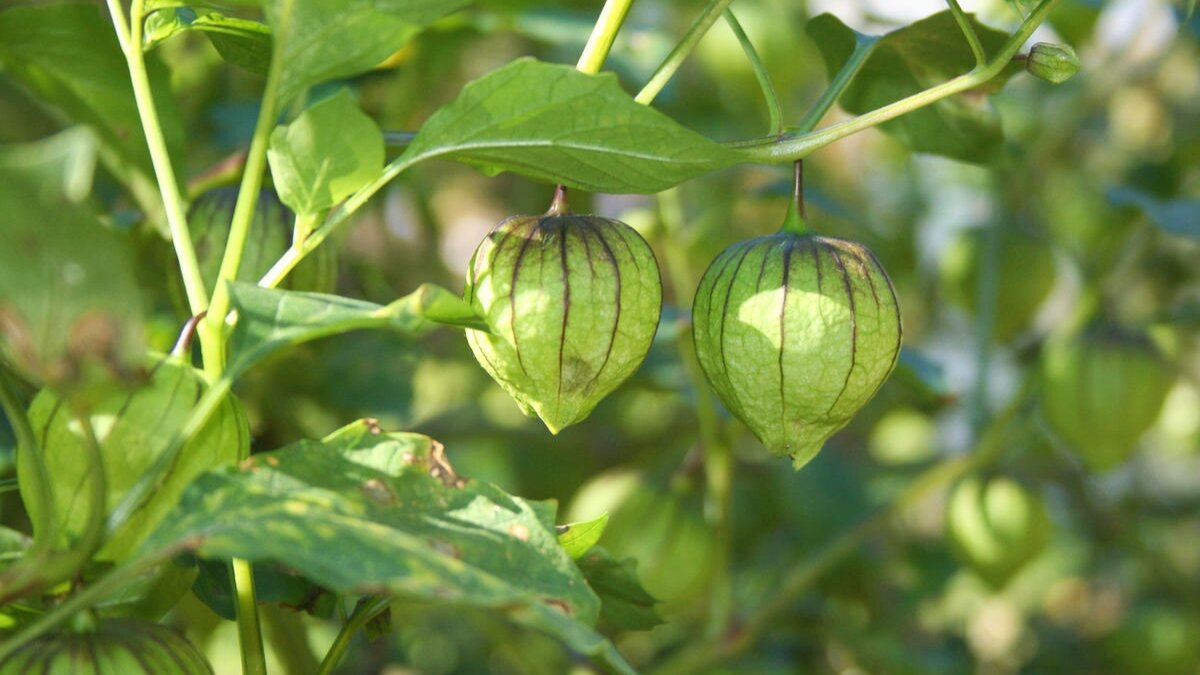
(144, 7), (272, 76)
(141, 420), (634, 669)
(402, 58), (739, 193)
(577, 547), (663, 631)
(0, 4), (184, 184)
(267, 0), (473, 100)
(1108, 188), (1200, 240)
(0, 172), (145, 391)
(894, 348), (952, 403)
(0, 128), (98, 204)
(224, 282), (485, 379)
(557, 513), (608, 559)
(267, 90), (385, 215)
(191, 558), (334, 619)
(22, 357), (248, 561)
(807, 11), (1018, 164)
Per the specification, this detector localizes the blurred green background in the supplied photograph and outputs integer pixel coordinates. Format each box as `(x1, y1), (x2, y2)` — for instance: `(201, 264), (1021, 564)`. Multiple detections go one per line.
(1, 0), (1198, 673)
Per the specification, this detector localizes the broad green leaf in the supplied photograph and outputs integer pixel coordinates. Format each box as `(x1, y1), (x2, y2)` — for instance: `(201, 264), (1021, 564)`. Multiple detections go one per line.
(0, 4), (184, 183)
(0, 172), (145, 391)
(807, 11), (1017, 164)
(1109, 188), (1200, 240)
(144, 7), (272, 75)
(224, 282), (486, 379)
(267, 0), (472, 100)
(402, 58), (740, 193)
(557, 513), (608, 559)
(577, 547), (663, 631)
(21, 357), (248, 561)
(267, 90), (385, 215)
(0, 128), (98, 204)
(141, 421), (634, 669)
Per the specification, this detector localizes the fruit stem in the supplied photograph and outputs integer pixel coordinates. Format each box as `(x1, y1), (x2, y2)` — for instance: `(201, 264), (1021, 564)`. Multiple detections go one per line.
(779, 161), (810, 235)
(547, 184), (571, 216)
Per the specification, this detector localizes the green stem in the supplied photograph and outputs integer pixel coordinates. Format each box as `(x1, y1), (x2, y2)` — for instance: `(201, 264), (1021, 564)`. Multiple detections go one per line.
(790, 35), (878, 135)
(106, 0), (215, 366)
(733, 0), (1059, 162)
(232, 558), (267, 675)
(650, 389), (1029, 675)
(946, 0), (987, 67)
(263, 606), (322, 675)
(0, 543), (189, 663)
(0, 364), (53, 553)
(576, 0), (636, 74)
(635, 0), (735, 105)
(722, 9), (783, 135)
(316, 597), (390, 675)
(656, 189), (733, 637)
(201, 6), (288, 376)
(970, 218), (1002, 434)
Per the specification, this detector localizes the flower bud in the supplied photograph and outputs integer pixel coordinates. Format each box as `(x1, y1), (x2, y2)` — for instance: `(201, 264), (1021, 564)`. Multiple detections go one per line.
(464, 188), (662, 433)
(1039, 326), (1174, 471)
(692, 231), (902, 468)
(1026, 42), (1081, 84)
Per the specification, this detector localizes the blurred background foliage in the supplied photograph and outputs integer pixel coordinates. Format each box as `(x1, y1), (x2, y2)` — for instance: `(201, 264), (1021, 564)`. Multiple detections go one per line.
(1, 0), (1198, 673)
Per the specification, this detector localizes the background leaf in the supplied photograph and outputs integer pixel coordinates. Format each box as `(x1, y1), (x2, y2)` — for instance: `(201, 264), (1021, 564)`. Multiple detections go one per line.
(0, 127), (98, 204)
(557, 513), (608, 559)
(1108, 188), (1200, 240)
(807, 11), (1017, 164)
(267, 90), (384, 215)
(144, 7), (272, 76)
(402, 58), (739, 193)
(267, 0), (473, 100)
(576, 547), (663, 631)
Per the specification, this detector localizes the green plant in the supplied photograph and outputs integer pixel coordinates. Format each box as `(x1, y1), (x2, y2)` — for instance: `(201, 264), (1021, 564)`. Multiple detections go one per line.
(0, 0), (1195, 673)
(0, 616), (212, 675)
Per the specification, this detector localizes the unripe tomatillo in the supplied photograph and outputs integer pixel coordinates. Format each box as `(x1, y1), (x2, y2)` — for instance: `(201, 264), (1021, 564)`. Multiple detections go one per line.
(0, 617), (213, 675)
(464, 187), (662, 433)
(692, 167), (902, 468)
(1039, 326), (1174, 471)
(1025, 42), (1081, 84)
(946, 475), (1052, 588)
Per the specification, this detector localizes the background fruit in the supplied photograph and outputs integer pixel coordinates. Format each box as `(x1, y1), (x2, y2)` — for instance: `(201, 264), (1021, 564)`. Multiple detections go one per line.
(1039, 326), (1175, 471)
(692, 231), (902, 468)
(0, 617), (212, 674)
(946, 475), (1052, 588)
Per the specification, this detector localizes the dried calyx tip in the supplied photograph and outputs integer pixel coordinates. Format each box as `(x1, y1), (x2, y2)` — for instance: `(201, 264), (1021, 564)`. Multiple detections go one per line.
(547, 184), (571, 216)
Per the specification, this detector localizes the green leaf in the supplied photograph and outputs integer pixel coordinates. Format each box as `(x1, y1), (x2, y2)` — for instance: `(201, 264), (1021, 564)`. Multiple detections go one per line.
(557, 513), (608, 559)
(144, 7), (272, 76)
(267, 0), (472, 100)
(0, 4), (184, 184)
(0, 128), (98, 204)
(807, 11), (1017, 164)
(224, 282), (486, 379)
(22, 357), (248, 561)
(141, 420), (634, 668)
(1108, 188), (1200, 240)
(577, 547), (663, 631)
(402, 58), (739, 193)
(0, 172), (145, 391)
(894, 348), (952, 402)
(267, 90), (385, 215)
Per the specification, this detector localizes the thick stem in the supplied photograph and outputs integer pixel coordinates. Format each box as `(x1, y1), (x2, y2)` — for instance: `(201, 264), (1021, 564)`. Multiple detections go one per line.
(734, 0), (1059, 162)
(106, 0), (215, 367)
(723, 9), (783, 135)
(232, 559), (267, 675)
(635, 0), (736, 105)
(576, 0), (636, 74)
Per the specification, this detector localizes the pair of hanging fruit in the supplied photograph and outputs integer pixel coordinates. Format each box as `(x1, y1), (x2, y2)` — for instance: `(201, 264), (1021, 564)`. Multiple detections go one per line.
(463, 163), (902, 470)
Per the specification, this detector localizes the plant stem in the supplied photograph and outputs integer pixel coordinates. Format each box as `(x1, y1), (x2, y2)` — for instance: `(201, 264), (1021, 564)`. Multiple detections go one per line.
(789, 35), (877, 135)
(576, 0), (636, 74)
(201, 7), (288, 376)
(946, 0), (987, 67)
(316, 596), (391, 675)
(656, 189), (733, 637)
(650, 390), (1028, 675)
(232, 558), (267, 675)
(970, 218), (1002, 434)
(0, 365), (53, 554)
(723, 9), (783, 135)
(635, 0), (735, 105)
(105, 0), (214, 365)
(733, 0), (1059, 162)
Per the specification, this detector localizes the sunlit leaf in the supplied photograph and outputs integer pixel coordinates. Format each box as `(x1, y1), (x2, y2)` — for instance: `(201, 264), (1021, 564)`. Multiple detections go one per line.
(557, 513), (608, 559)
